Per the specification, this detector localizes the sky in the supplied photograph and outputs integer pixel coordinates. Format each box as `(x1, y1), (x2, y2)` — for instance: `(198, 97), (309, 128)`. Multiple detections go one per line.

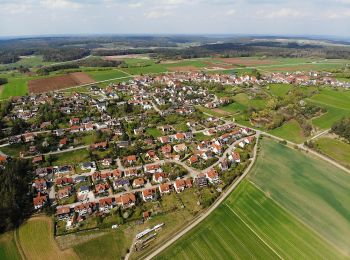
(1, 0), (350, 37)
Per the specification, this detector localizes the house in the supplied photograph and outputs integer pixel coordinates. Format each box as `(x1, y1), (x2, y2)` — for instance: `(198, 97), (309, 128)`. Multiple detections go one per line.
(219, 159), (229, 171)
(160, 125), (173, 133)
(161, 144), (172, 156)
(153, 172), (167, 183)
(173, 143), (187, 153)
(91, 141), (108, 150)
(244, 136), (255, 144)
(188, 155), (199, 165)
(124, 168), (138, 177)
(116, 193), (136, 208)
(145, 150), (159, 161)
(206, 169), (220, 184)
(159, 183), (172, 195)
(81, 161), (96, 171)
(144, 164), (162, 174)
(74, 202), (96, 216)
(54, 165), (74, 176)
(70, 117), (80, 125)
(124, 155), (137, 165)
(174, 179), (192, 193)
(56, 177), (74, 187)
(59, 138), (67, 148)
(238, 141), (245, 148)
(33, 178), (47, 192)
(99, 197), (115, 213)
(56, 206), (71, 220)
(229, 152), (241, 163)
(57, 186), (72, 200)
(195, 173), (208, 187)
(32, 155), (43, 164)
(142, 188), (157, 202)
(132, 178), (145, 188)
(113, 179), (130, 190)
(211, 144), (222, 154)
(33, 192), (47, 210)
(78, 186), (90, 196)
(100, 158), (113, 167)
(95, 183), (110, 195)
(0, 155), (7, 164)
(174, 133), (185, 141)
(74, 176), (87, 183)
(159, 136), (170, 144)
(143, 211), (151, 220)
(23, 133), (35, 143)
(198, 150), (213, 160)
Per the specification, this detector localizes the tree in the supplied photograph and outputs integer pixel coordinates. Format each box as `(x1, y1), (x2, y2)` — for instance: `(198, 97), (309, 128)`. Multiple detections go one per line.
(0, 159), (34, 233)
(0, 78), (8, 85)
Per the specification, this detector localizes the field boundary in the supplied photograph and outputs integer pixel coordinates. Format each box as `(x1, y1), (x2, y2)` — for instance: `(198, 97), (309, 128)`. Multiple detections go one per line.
(13, 228), (26, 260)
(224, 203), (283, 259)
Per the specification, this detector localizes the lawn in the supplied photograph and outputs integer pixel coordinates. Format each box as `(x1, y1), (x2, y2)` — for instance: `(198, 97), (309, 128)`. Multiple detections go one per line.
(233, 93), (266, 110)
(74, 231), (129, 260)
(146, 127), (162, 138)
(308, 88), (350, 129)
(249, 138), (350, 255)
(314, 137), (350, 169)
(267, 83), (292, 97)
(268, 119), (306, 143)
(50, 148), (90, 165)
(0, 231), (21, 260)
(219, 102), (246, 114)
(18, 217), (78, 260)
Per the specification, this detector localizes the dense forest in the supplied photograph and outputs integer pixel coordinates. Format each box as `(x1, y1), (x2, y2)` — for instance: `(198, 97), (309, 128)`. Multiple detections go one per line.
(332, 117), (350, 142)
(1, 36), (350, 66)
(0, 159), (34, 233)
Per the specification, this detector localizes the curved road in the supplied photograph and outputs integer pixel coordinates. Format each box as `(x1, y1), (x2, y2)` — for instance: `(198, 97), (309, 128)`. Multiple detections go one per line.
(144, 133), (260, 260)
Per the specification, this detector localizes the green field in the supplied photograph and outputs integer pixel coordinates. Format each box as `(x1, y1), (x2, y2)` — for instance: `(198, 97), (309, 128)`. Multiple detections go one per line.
(0, 77), (28, 99)
(0, 232), (21, 260)
(267, 84), (292, 97)
(269, 119), (306, 143)
(146, 127), (162, 138)
(250, 138), (350, 255)
(50, 148), (90, 165)
(314, 137), (350, 168)
(0, 55), (54, 71)
(233, 93), (266, 110)
(18, 217), (78, 259)
(74, 231), (129, 260)
(157, 180), (343, 259)
(87, 69), (130, 81)
(308, 88), (350, 129)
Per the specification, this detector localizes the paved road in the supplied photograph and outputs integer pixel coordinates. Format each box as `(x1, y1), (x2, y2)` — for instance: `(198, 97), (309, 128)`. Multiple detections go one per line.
(144, 133), (260, 260)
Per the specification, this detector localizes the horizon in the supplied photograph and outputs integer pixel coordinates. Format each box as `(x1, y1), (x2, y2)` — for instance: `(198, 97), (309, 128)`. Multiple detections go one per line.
(1, 0), (350, 37)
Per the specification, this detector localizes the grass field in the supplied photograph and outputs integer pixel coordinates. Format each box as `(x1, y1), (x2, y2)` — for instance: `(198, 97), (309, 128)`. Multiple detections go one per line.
(146, 127), (162, 138)
(156, 180), (343, 259)
(308, 88), (350, 129)
(87, 69), (130, 81)
(0, 77), (28, 99)
(18, 217), (78, 260)
(267, 84), (292, 97)
(249, 138), (350, 255)
(268, 119), (306, 143)
(49, 148), (90, 165)
(0, 231), (21, 260)
(74, 231), (129, 260)
(233, 93), (266, 110)
(314, 137), (350, 168)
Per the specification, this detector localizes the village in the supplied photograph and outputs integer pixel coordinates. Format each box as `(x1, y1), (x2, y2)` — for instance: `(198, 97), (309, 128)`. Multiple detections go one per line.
(0, 70), (348, 243)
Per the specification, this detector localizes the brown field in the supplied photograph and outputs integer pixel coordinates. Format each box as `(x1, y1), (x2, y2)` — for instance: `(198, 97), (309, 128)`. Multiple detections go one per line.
(204, 61), (234, 69)
(217, 57), (278, 66)
(168, 66), (199, 72)
(28, 72), (95, 94)
(270, 65), (316, 71)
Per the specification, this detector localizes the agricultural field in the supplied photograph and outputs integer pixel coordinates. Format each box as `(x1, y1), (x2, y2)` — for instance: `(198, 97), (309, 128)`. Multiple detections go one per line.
(313, 137), (350, 168)
(18, 217), (78, 260)
(87, 69), (131, 81)
(308, 88), (350, 129)
(268, 119), (306, 144)
(249, 138), (350, 255)
(156, 180), (343, 259)
(28, 72), (95, 94)
(73, 231), (129, 260)
(0, 77), (29, 99)
(0, 231), (21, 260)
